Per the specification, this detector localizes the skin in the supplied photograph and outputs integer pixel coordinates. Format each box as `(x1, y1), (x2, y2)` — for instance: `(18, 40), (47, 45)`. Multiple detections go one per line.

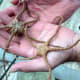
(0, 0), (80, 73)
(11, 0), (80, 23)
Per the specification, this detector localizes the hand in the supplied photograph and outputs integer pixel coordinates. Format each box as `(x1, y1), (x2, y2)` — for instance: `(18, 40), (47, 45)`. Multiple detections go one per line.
(0, 0), (80, 73)
(10, 0), (80, 23)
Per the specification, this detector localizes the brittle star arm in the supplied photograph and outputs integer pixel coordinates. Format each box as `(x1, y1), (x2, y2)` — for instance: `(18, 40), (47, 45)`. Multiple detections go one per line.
(0, 25), (12, 33)
(3, 29), (17, 71)
(46, 16), (64, 45)
(16, 55), (37, 60)
(15, 0), (26, 20)
(0, 25), (9, 29)
(24, 27), (37, 48)
(48, 39), (80, 51)
(43, 55), (52, 80)
(2, 0), (26, 65)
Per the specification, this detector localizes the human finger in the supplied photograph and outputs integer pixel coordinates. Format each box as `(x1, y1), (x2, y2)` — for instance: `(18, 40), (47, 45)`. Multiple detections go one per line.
(10, 51), (70, 72)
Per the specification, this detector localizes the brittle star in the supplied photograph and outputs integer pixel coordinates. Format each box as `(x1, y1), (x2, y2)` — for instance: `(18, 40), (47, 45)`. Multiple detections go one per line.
(0, 0), (39, 78)
(17, 16), (80, 80)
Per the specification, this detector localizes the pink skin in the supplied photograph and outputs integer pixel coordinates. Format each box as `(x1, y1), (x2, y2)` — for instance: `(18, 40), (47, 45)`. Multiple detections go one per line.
(0, 0), (80, 72)
(11, 0), (80, 23)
